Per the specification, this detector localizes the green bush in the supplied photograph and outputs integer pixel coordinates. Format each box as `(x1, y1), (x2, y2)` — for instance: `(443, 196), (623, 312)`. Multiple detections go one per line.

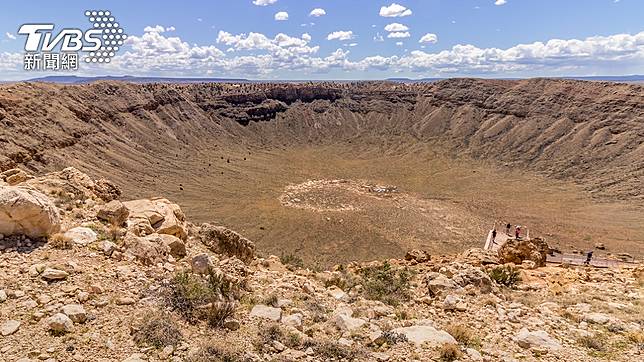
(488, 265), (521, 287)
(359, 261), (412, 306)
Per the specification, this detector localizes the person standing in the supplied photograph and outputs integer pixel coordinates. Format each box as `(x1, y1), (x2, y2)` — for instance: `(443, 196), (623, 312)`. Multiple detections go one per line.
(515, 225), (521, 239)
(492, 228), (497, 244)
(506, 223), (511, 235)
(585, 250), (593, 265)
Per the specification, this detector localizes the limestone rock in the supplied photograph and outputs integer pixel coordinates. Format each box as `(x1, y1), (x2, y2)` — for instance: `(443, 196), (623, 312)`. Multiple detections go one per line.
(1, 320), (21, 336)
(61, 304), (87, 323)
(24, 167), (120, 202)
(41, 268), (69, 281)
(333, 313), (366, 331)
(515, 328), (561, 350)
(63, 227), (97, 246)
(123, 198), (187, 240)
(392, 325), (456, 346)
(97, 200), (129, 226)
(191, 254), (214, 274)
(281, 313), (303, 329)
(498, 237), (549, 267)
(123, 234), (170, 266)
(583, 313), (611, 325)
(0, 186), (61, 238)
(198, 224), (255, 263)
(249, 305), (282, 321)
(47, 313), (74, 333)
(1, 169), (31, 186)
(405, 249), (430, 263)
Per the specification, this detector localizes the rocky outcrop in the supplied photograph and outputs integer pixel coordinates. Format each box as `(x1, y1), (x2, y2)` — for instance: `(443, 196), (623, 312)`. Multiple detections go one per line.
(498, 238), (549, 267)
(198, 224), (255, 263)
(24, 167), (120, 202)
(123, 198), (187, 240)
(0, 186), (61, 238)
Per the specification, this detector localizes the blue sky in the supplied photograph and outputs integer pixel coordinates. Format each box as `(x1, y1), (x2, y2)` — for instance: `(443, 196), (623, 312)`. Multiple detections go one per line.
(1, 0), (643, 80)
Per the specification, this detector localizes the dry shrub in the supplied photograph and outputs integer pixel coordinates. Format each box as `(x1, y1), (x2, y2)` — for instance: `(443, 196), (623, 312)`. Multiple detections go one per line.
(49, 233), (73, 250)
(439, 343), (462, 361)
(280, 253), (304, 270)
(488, 265), (521, 287)
(445, 324), (476, 347)
(305, 339), (365, 361)
(186, 342), (246, 362)
(255, 323), (303, 351)
(359, 261), (412, 306)
(578, 334), (607, 351)
(133, 311), (182, 349)
(166, 269), (237, 328)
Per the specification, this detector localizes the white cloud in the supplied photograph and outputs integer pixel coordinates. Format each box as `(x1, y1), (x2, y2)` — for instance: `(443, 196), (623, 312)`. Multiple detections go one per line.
(387, 32), (410, 39)
(327, 31), (353, 41)
(143, 25), (175, 33)
(274, 11), (289, 21)
(396, 42), (403, 46)
(380, 3), (413, 17)
(253, 0), (277, 6)
(495, 0), (507, 5)
(5, 32), (16, 40)
(384, 23), (409, 32)
(373, 33), (385, 42)
(419, 33), (438, 44)
(309, 8), (326, 17)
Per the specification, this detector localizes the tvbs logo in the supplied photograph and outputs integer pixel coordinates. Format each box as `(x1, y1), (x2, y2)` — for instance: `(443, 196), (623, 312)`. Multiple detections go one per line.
(18, 10), (127, 71)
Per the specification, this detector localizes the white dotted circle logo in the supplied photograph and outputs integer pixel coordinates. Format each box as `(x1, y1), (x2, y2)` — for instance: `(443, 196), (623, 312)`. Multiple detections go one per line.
(83, 10), (127, 64)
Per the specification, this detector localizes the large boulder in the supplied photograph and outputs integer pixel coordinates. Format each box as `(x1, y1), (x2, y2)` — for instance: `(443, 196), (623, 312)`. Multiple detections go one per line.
(123, 234), (170, 265)
(198, 224), (255, 263)
(0, 186), (61, 238)
(515, 328), (561, 350)
(24, 167), (120, 202)
(97, 200), (129, 226)
(498, 238), (549, 267)
(1, 168), (32, 186)
(392, 325), (457, 346)
(123, 198), (187, 240)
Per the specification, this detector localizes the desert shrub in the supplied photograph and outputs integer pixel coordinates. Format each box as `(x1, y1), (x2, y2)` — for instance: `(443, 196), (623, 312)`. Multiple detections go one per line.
(48, 233), (73, 250)
(307, 340), (365, 361)
(255, 323), (303, 351)
(358, 261), (412, 306)
(280, 253), (304, 270)
(439, 343), (462, 361)
(186, 342), (246, 362)
(578, 335), (607, 351)
(166, 269), (237, 327)
(381, 330), (408, 345)
(445, 324), (478, 347)
(488, 265), (521, 287)
(133, 311), (183, 349)
(262, 293), (279, 308)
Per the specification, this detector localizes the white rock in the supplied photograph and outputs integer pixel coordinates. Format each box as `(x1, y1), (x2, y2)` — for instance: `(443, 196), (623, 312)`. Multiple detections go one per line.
(515, 328), (561, 351)
(392, 325), (457, 346)
(327, 286), (347, 300)
(466, 348), (483, 361)
(63, 227), (97, 246)
(47, 313), (74, 333)
(0, 186), (61, 238)
(1, 320), (21, 336)
(333, 313), (366, 332)
(0, 290), (6, 303)
(61, 304), (87, 323)
(191, 254), (213, 274)
(583, 313), (611, 325)
(102, 240), (117, 256)
(250, 304), (282, 321)
(41, 268), (69, 281)
(281, 313), (303, 329)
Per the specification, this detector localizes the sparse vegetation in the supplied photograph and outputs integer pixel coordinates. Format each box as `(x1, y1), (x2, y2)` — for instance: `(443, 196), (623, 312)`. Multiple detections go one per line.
(380, 330), (408, 345)
(133, 311), (183, 349)
(166, 269), (238, 328)
(48, 233), (73, 250)
(255, 323), (303, 351)
(280, 253), (304, 270)
(358, 261), (412, 306)
(439, 343), (462, 361)
(488, 265), (521, 287)
(306, 339), (365, 361)
(186, 342), (245, 362)
(445, 324), (478, 347)
(578, 334), (607, 352)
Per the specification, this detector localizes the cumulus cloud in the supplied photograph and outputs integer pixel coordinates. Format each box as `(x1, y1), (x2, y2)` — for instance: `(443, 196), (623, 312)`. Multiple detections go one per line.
(380, 3), (412, 17)
(495, 0), (507, 5)
(384, 23), (409, 32)
(274, 11), (289, 21)
(373, 33), (385, 42)
(327, 31), (354, 41)
(5, 32), (16, 40)
(253, 0), (277, 6)
(419, 33), (438, 44)
(388, 32), (410, 39)
(309, 8), (326, 17)
(143, 25), (175, 33)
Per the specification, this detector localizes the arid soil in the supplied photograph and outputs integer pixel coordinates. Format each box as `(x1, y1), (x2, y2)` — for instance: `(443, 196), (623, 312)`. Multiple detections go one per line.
(0, 79), (642, 265)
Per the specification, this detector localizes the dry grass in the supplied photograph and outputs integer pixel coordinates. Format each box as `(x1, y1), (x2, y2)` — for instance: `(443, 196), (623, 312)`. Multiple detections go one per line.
(186, 342), (246, 362)
(358, 261), (412, 306)
(439, 343), (462, 361)
(132, 311), (183, 349)
(445, 324), (479, 348)
(48, 233), (73, 250)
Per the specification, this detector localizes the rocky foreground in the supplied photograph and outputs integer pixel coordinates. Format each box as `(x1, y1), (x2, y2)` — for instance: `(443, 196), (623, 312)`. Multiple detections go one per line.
(0, 168), (642, 362)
